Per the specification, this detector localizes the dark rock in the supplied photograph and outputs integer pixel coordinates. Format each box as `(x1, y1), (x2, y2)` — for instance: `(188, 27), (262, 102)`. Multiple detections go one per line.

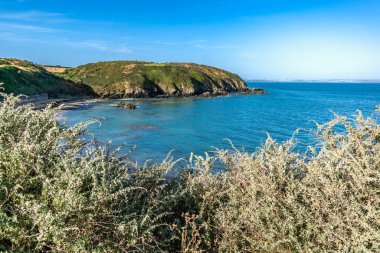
(251, 88), (268, 95)
(127, 104), (137, 110)
(238, 88), (268, 95)
(116, 102), (137, 110)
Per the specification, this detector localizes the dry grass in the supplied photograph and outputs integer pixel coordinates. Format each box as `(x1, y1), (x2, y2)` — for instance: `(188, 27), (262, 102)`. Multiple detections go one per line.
(43, 66), (68, 74)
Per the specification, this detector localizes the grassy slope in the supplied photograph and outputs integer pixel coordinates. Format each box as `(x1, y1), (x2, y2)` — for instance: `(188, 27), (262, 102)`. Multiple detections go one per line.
(0, 58), (95, 98)
(62, 61), (248, 97)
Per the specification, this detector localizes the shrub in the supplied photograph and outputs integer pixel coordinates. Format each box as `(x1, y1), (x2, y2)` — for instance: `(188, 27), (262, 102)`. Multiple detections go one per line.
(0, 91), (379, 252)
(182, 110), (380, 252)
(0, 92), (180, 252)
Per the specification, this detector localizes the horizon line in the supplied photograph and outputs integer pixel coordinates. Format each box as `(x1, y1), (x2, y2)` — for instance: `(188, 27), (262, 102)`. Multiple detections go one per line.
(247, 79), (380, 83)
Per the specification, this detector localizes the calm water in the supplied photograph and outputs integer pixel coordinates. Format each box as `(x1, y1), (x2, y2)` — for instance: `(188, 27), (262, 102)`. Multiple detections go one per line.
(60, 82), (380, 162)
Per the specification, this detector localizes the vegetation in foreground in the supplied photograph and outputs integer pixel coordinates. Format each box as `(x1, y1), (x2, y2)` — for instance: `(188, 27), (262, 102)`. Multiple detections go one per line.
(0, 58), (95, 98)
(0, 92), (379, 252)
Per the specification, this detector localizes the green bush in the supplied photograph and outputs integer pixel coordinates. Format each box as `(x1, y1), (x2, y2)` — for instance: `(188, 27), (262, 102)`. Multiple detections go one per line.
(0, 91), (379, 252)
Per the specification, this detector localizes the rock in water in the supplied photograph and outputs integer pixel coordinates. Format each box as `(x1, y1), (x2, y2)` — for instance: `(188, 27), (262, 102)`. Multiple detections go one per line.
(126, 104), (137, 110)
(251, 88), (268, 95)
(116, 102), (137, 110)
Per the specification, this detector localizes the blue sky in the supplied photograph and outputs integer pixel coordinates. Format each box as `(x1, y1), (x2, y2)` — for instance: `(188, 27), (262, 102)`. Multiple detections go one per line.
(0, 0), (379, 79)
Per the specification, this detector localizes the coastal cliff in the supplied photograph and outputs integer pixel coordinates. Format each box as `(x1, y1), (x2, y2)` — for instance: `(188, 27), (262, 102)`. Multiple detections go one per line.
(61, 61), (250, 98)
(0, 58), (95, 98)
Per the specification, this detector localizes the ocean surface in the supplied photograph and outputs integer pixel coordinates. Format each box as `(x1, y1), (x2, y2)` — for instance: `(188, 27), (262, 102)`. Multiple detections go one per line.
(60, 82), (380, 162)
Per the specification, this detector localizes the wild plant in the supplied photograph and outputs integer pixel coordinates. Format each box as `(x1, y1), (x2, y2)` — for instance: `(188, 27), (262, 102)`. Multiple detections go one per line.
(0, 90), (379, 252)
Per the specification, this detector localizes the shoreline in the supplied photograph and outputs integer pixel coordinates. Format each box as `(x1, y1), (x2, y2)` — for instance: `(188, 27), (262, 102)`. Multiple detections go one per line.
(27, 88), (268, 110)
(26, 97), (99, 110)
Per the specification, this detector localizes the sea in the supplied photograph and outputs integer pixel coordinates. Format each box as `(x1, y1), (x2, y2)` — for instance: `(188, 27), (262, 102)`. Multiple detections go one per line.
(59, 82), (380, 163)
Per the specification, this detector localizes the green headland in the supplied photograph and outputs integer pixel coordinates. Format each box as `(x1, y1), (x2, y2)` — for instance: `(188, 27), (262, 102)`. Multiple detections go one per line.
(0, 58), (251, 98)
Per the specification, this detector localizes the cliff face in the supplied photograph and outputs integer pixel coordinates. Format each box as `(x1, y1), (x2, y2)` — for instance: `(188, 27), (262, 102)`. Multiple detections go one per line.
(0, 58), (95, 98)
(62, 61), (249, 98)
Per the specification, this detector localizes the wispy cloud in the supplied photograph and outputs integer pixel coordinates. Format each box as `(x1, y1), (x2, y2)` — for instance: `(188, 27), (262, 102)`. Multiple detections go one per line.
(187, 39), (237, 50)
(65, 40), (133, 54)
(240, 51), (257, 60)
(0, 21), (56, 32)
(145, 40), (177, 46)
(0, 31), (134, 54)
(0, 31), (50, 43)
(0, 11), (72, 23)
(188, 39), (208, 48)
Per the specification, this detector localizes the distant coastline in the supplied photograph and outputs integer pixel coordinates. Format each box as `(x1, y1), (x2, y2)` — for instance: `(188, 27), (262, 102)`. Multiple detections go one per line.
(247, 79), (380, 83)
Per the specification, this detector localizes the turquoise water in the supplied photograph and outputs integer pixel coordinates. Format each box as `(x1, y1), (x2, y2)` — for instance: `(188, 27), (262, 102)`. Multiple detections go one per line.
(60, 82), (380, 162)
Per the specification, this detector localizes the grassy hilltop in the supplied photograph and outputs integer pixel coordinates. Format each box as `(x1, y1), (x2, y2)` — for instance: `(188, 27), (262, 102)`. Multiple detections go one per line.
(61, 61), (249, 98)
(0, 58), (249, 99)
(0, 58), (95, 98)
